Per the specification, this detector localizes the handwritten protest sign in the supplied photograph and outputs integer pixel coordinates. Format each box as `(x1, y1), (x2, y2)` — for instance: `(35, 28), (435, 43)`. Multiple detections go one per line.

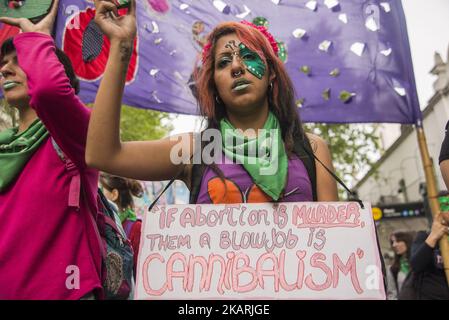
(135, 202), (386, 300)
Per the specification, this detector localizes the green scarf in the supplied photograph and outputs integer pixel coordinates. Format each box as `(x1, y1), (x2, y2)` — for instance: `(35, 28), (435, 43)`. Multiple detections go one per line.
(220, 112), (288, 200)
(119, 207), (137, 223)
(400, 256), (410, 275)
(0, 119), (49, 192)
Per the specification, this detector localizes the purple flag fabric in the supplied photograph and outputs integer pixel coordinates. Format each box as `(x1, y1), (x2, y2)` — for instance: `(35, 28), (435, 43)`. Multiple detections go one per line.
(50, 1), (419, 124)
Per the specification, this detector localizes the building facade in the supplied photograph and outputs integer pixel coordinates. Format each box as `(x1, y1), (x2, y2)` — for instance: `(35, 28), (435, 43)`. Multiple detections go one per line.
(354, 47), (449, 256)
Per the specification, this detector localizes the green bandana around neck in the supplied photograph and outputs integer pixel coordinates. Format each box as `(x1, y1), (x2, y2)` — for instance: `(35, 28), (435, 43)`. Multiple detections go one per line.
(119, 207), (137, 223)
(219, 112), (288, 201)
(0, 119), (49, 192)
(400, 256), (410, 275)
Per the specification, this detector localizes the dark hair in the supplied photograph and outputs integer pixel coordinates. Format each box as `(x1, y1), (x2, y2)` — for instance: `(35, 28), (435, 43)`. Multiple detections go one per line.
(1, 37), (80, 94)
(99, 173), (143, 211)
(390, 230), (414, 281)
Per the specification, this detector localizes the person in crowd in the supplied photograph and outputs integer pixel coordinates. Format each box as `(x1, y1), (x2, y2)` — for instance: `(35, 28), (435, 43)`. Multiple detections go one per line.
(0, 0), (102, 299)
(412, 118), (449, 299)
(386, 231), (413, 299)
(99, 172), (143, 276)
(439, 120), (449, 190)
(409, 215), (449, 299)
(416, 126), (449, 299)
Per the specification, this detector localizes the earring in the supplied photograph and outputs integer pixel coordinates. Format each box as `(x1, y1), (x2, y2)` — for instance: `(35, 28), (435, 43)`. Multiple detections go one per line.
(269, 82), (273, 91)
(215, 95), (222, 105)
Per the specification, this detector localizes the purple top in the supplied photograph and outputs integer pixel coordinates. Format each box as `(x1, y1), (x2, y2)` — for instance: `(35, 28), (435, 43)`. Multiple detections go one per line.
(0, 33), (101, 299)
(196, 154), (313, 204)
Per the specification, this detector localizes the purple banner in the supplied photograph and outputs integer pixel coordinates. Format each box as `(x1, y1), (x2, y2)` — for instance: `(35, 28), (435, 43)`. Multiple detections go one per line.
(52, 1), (420, 123)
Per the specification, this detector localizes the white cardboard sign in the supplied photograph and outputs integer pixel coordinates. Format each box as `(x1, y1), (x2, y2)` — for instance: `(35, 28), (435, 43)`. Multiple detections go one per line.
(135, 202), (386, 300)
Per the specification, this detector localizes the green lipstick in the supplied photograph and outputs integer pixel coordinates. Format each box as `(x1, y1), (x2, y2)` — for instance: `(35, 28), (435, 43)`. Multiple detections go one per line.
(3, 81), (19, 90)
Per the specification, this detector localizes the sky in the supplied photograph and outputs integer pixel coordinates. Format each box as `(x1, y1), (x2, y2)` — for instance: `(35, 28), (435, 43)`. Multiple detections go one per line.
(168, 0), (449, 136)
(402, 0), (449, 108)
(378, 0), (449, 148)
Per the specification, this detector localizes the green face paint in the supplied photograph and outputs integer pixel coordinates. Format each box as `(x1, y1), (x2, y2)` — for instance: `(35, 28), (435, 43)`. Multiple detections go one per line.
(217, 40), (266, 80)
(238, 43), (266, 80)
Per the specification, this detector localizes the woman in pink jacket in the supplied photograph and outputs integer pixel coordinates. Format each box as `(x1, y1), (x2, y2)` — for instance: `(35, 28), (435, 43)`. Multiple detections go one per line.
(0, 0), (102, 299)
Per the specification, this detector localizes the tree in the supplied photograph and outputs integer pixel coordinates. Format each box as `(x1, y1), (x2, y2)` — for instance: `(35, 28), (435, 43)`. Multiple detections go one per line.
(120, 105), (173, 141)
(304, 123), (383, 198)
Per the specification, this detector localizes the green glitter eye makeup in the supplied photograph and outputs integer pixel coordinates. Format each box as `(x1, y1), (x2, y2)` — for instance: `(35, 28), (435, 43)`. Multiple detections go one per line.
(217, 40), (266, 80)
(239, 43), (266, 79)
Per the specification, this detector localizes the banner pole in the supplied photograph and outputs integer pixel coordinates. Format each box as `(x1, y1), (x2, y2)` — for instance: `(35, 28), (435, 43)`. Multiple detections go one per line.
(416, 125), (449, 286)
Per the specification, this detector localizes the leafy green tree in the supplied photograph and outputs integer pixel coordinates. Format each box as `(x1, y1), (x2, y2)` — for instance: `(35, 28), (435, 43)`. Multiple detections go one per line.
(119, 105), (173, 141)
(304, 123), (382, 198)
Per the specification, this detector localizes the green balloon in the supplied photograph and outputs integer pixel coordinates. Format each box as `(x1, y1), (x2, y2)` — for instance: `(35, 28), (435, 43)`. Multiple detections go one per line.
(0, 0), (53, 20)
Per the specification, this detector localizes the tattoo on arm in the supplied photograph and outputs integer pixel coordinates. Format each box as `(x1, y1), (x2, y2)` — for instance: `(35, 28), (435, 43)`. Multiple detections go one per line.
(119, 41), (133, 77)
(119, 41), (133, 63)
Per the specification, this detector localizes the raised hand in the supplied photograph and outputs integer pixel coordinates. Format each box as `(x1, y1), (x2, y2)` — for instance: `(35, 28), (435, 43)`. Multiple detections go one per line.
(94, 0), (136, 43)
(426, 212), (449, 248)
(0, 0), (59, 35)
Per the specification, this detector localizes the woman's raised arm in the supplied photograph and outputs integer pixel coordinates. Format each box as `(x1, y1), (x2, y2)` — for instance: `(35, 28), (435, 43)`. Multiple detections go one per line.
(86, 0), (193, 183)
